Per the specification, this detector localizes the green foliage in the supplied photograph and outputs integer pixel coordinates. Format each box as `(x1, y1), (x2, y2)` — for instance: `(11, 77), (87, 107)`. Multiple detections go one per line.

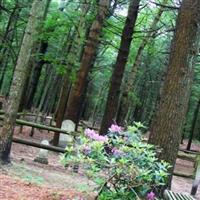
(61, 123), (170, 200)
(2, 0), (199, 140)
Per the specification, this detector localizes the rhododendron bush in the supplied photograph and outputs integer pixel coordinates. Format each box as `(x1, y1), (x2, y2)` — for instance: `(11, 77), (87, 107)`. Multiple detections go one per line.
(61, 122), (170, 200)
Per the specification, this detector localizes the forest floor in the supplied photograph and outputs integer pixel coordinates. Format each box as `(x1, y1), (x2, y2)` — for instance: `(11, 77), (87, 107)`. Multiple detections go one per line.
(0, 126), (200, 200)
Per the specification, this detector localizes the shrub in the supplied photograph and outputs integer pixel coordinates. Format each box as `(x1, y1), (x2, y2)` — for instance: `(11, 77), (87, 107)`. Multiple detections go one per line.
(60, 122), (170, 200)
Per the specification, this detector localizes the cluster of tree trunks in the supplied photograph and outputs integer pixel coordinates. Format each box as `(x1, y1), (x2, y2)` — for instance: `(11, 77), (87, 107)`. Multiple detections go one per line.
(116, 0), (169, 126)
(65, 0), (110, 125)
(99, 0), (140, 135)
(0, 0), (47, 164)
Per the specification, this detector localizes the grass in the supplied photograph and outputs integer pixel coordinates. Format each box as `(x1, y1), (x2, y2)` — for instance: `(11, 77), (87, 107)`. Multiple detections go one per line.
(6, 162), (45, 185)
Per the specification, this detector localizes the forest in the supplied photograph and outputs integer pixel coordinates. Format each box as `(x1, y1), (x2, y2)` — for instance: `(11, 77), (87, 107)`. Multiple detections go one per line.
(0, 0), (200, 199)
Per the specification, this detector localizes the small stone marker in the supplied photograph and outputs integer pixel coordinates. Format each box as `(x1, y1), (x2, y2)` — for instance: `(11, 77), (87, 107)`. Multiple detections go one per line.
(34, 140), (49, 164)
(58, 120), (75, 148)
(46, 116), (52, 126)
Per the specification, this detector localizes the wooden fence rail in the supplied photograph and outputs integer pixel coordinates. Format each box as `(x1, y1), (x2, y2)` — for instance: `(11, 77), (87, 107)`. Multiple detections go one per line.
(0, 115), (77, 136)
(13, 137), (65, 153)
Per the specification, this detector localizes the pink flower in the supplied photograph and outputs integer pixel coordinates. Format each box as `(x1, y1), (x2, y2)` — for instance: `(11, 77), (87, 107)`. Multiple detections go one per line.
(84, 128), (108, 142)
(84, 128), (96, 138)
(147, 191), (155, 200)
(109, 124), (122, 133)
(93, 134), (108, 142)
(111, 147), (124, 157)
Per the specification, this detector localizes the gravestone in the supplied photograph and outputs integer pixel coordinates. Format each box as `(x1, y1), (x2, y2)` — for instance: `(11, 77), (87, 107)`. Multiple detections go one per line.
(45, 116), (53, 126)
(58, 120), (75, 148)
(34, 140), (49, 164)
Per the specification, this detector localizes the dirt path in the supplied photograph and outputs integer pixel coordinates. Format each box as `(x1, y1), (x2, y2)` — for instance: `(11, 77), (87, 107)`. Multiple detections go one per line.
(0, 172), (86, 200)
(0, 155), (96, 200)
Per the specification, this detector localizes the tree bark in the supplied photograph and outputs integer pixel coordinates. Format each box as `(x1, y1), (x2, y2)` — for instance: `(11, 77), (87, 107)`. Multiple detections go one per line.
(148, 0), (200, 188)
(0, 1), (21, 90)
(52, 76), (71, 146)
(43, 75), (62, 114)
(99, 0), (140, 135)
(35, 64), (51, 108)
(65, 0), (109, 125)
(117, 0), (168, 126)
(39, 70), (54, 112)
(0, 0), (47, 164)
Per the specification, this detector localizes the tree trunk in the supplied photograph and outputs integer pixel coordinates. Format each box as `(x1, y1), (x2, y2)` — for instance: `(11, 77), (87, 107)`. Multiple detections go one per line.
(52, 76), (71, 146)
(99, 0), (140, 135)
(148, 0), (200, 188)
(43, 75), (62, 113)
(18, 45), (38, 112)
(25, 41), (49, 109)
(39, 70), (54, 112)
(187, 99), (200, 150)
(0, 0), (47, 164)
(91, 84), (105, 127)
(117, 0), (168, 126)
(0, 1), (21, 90)
(133, 78), (147, 122)
(35, 64), (51, 108)
(65, 0), (109, 125)
(6, 28), (26, 97)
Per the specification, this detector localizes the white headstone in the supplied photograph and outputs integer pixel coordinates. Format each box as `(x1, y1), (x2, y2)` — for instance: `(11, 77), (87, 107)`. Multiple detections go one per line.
(45, 116), (52, 125)
(34, 140), (49, 164)
(58, 120), (75, 148)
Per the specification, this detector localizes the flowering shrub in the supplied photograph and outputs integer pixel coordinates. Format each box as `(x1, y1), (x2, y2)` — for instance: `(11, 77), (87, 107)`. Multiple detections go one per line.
(61, 122), (170, 200)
